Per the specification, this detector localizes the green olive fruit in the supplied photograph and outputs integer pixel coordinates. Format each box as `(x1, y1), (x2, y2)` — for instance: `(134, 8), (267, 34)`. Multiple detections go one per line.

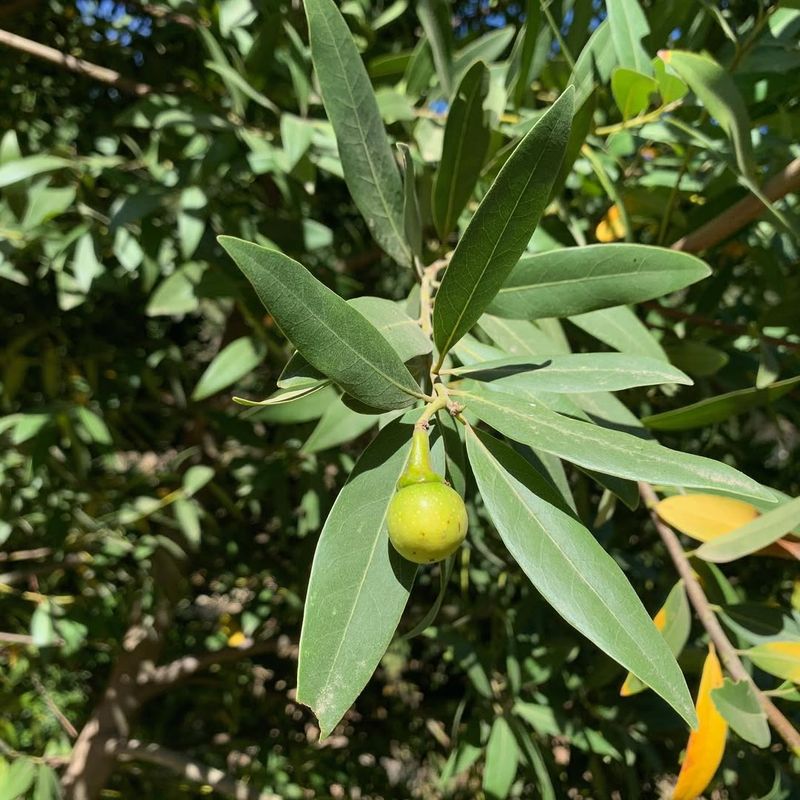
(388, 481), (468, 564)
(387, 427), (468, 564)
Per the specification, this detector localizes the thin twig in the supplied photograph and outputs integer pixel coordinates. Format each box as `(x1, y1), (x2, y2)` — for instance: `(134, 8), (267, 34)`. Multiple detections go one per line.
(0, 547), (53, 563)
(31, 674), (78, 739)
(0, 28), (153, 95)
(0, 631), (64, 647)
(111, 739), (280, 800)
(639, 482), (800, 753)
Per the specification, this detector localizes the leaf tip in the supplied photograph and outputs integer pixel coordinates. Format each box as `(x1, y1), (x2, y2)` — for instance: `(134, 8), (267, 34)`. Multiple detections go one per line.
(657, 49), (672, 63)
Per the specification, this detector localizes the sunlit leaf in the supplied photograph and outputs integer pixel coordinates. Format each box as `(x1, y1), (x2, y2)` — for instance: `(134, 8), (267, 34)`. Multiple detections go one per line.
(219, 238), (422, 410)
(433, 87), (574, 362)
(744, 641), (800, 683)
(297, 415), (419, 738)
(465, 425), (697, 726)
(672, 645), (727, 800)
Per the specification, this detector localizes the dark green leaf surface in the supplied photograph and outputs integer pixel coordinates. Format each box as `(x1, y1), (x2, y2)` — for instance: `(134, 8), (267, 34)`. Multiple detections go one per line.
(465, 425), (697, 726)
(449, 352), (691, 393)
(643, 375), (800, 431)
(398, 143), (423, 257)
(219, 238), (422, 410)
(457, 385), (774, 501)
(303, 0), (410, 266)
(432, 61), (490, 240)
(433, 87), (574, 362)
(417, 0), (453, 96)
(297, 416), (419, 738)
(279, 296), (431, 390)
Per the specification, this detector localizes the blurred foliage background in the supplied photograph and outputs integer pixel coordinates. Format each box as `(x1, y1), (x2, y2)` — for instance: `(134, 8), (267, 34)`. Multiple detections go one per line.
(1, 0), (799, 798)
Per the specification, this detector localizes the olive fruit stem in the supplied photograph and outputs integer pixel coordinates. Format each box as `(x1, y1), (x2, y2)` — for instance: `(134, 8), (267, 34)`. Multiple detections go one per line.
(415, 384), (449, 431)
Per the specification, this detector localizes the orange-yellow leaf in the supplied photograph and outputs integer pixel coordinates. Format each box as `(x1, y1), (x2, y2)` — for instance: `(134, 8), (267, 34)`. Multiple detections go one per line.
(595, 205), (626, 242)
(672, 645), (727, 800)
(655, 494), (759, 543)
(227, 630), (247, 648)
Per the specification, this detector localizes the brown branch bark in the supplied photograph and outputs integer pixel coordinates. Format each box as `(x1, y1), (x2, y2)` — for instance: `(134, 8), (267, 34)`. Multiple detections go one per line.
(0, 631), (64, 646)
(671, 158), (800, 253)
(0, 28), (153, 96)
(111, 739), (280, 800)
(61, 599), (172, 800)
(137, 639), (276, 700)
(639, 482), (800, 753)
(0, 547), (53, 562)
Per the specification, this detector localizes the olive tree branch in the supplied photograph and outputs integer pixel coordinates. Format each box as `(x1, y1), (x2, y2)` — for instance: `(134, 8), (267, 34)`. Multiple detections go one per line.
(0, 28), (153, 96)
(638, 481), (800, 753)
(671, 157), (800, 253)
(110, 739), (280, 800)
(136, 640), (277, 700)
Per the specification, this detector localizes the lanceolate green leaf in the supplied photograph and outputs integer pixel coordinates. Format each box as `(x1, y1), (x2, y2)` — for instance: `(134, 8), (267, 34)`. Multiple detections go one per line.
(660, 49), (756, 178)
(570, 305), (668, 361)
(432, 60), (490, 240)
(219, 238), (422, 410)
(0, 155), (71, 188)
(448, 353), (691, 393)
(303, 0), (411, 267)
(465, 425), (697, 726)
(483, 716), (520, 800)
(417, 0), (454, 96)
(398, 143), (423, 258)
(643, 375), (800, 431)
(605, 0), (653, 75)
(433, 87), (574, 364)
(456, 385), (774, 501)
(570, 20), (616, 110)
(192, 336), (265, 401)
(489, 245), (710, 320)
(279, 296), (432, 390)
(695, 496), (800, 564)
(297, 416), (419, 738)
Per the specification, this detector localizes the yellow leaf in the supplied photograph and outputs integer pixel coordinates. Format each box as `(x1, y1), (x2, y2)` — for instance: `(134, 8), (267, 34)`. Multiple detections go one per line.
(227, 630), (247, 648)
(672, 645), (727, 800)
(746, 641), (800, 683)
(655, 494), (759, 543)
(595, 205), (626, 242)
